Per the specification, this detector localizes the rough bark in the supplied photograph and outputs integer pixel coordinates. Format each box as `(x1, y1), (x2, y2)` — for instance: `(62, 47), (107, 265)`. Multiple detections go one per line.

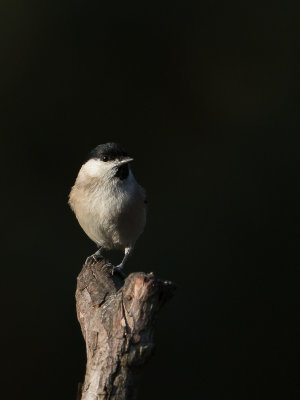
(76, 258), (176, 400)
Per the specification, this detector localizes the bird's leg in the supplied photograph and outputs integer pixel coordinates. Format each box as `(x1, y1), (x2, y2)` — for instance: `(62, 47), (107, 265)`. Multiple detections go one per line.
(102, 246), (133, 277)
(115, 246), (133, 271)
(85, 246), (103, 265)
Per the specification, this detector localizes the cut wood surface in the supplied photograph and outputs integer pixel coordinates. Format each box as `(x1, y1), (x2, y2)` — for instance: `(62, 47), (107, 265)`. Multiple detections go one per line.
(76, 258), (176, 400)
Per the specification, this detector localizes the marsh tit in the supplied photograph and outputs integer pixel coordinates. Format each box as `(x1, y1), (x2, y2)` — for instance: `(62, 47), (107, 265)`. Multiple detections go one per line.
(69, 142), (147, 271)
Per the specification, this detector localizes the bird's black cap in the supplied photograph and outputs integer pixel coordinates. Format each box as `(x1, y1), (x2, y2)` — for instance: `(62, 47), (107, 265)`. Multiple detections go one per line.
(88, 142), (129, 162)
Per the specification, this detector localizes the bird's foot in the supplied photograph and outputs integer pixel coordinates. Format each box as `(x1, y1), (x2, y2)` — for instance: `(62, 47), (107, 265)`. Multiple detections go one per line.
(85, 254), (103, 266)
(84, 247), (103, 265)
(102, 262), (126, 278)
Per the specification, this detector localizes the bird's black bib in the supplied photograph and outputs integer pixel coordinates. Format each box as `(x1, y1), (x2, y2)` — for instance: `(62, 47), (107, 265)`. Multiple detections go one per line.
(115, 164), (129, 180)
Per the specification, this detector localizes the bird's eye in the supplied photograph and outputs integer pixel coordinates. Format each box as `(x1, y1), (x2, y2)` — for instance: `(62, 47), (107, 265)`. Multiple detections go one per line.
(102, 155), (108, 162)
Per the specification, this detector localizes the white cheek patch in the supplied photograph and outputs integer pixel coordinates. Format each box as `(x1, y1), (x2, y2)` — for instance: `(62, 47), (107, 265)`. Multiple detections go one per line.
(82, 159), (102, 177)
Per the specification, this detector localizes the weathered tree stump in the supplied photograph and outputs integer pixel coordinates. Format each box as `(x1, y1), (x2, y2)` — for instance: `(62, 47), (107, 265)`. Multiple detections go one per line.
(76, 258), (176, 400)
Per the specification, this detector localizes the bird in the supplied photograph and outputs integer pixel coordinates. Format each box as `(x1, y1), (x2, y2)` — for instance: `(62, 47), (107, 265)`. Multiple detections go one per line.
(68, 142), (147, 271)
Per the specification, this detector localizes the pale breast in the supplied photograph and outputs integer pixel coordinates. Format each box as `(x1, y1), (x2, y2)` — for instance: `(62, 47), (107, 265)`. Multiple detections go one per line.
(69, 175), (146, 249)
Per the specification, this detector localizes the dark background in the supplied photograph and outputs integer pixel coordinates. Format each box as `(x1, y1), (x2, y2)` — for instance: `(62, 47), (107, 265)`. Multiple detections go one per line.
(0, 1), (299, 399)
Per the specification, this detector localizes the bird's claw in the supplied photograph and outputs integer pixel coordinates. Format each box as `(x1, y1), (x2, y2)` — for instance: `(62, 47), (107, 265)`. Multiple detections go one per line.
(85, 254), (103, 266)
(102, 263), (126, 278)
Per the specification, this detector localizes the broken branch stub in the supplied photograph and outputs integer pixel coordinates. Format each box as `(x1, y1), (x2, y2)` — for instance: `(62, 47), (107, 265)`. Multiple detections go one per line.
(76, 259), (176, 400)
